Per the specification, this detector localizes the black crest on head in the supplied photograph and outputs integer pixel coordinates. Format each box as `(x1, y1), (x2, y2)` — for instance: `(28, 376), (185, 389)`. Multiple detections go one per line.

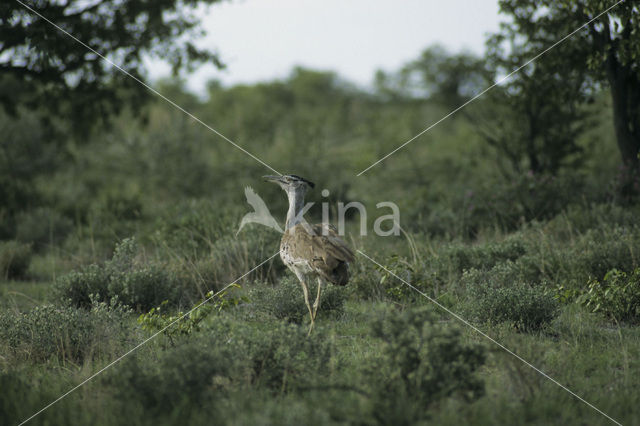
(288, 174), (315, 188)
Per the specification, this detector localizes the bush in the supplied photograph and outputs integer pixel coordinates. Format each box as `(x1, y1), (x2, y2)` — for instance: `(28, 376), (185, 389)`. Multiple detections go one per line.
(442, 237), (527, 274)
(368, 307), (485, 424)
(464, 278), (559, 332)
(157, 212), (285, 299)
(462, 172), (586, 235)
(579, 268), (640, 323)
(137, 285), (246, 345)
(459, 261), (534, 290)
(109, 319), (335, 420)
(368, 237), (529, 303)
(0, 240), (32, 280)
(153, 199), (241, 255)
(0, 299), (131, 363)
(249, 276), (346, 323)
(546, 203), (640, 236)
(348, 259), (386, 301)
(239, 321), (335, 392)
(108, 338), (241, 418)
(15, 207), (73, 249)
(54, 238), (179, 311)
(568, 226), (640, 283)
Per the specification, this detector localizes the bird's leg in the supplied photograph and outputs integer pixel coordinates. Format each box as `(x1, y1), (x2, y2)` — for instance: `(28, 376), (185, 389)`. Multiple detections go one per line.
(312, 277), (323, 321)
(300, 280), (315, 333)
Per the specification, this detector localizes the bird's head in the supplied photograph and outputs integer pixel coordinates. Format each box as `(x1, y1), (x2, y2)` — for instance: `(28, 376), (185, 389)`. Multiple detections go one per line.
(263, 174), (315, 195)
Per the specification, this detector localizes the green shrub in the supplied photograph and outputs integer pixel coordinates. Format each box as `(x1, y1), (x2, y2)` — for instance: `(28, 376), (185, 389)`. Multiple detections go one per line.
(459, 261), (532, 289)
(368, 307), (485, 424)
(465, 278), (559, 331)
(108, 338), (241, 418)
(240, 321), (335, 392)
(0, 298), (131, 363)
(569, 226), (640, 283)
(443, 237), (527, 273)
(137, 284), (246, 345)
(158, 218), (285, 299)
(462, 172), (585, 234)
(348, 259), (386, 301)
(54, 238), (179, 311)
(109, 319), (335, 419)
(249, 276), (346, 323)
(368, 238), (529, 303)
(579, 268), (640, 323)
(0, 240), (32, 280)
(546, 203), (640, 236)
(15, 207), (73, 249)
(153, 199), (241, 255)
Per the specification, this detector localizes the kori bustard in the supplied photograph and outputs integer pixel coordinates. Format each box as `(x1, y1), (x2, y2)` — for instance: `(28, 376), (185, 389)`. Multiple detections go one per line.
(264, 174), (355, 334)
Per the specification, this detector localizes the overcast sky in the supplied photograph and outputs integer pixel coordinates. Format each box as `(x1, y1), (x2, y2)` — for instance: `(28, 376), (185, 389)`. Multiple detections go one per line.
(147, 0), (502, 93)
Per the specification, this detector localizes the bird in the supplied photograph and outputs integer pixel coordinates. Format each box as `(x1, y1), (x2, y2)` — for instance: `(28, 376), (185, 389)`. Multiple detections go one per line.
(263, 174), (355, 334)
(237, 186), (284, 235)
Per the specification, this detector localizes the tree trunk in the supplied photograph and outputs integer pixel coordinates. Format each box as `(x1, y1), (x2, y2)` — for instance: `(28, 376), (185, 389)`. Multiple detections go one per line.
(606, 52), (640, 169)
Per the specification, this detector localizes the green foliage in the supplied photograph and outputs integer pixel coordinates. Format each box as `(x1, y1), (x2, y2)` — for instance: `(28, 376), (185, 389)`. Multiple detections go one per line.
(568, 226), (640, 284)
(347, 259), (386, 301)
(239, 321), (335, 392)
(368, 307), (486, 424)
(375, 44), (489, 108)
(2, 0), (225, 128)
(54, 238), (179, 311)
(0, 240), (32, 280)
(249, 276), (346, 323)
(492, 0), (640, 169)
(579, 268), (640, 323)
(154, 203), (284, 296)
(0, 298), (131, 364)
(462, 173), (587, 234)
(465, 279), (559, 332)
(109, 320), (335, 419)
(15, 207), (73, 249)
(137, 284), (246, 344)
(375, 254), (422, 301)
(442, 237), (527, 273)
(108, 338), (242, 419)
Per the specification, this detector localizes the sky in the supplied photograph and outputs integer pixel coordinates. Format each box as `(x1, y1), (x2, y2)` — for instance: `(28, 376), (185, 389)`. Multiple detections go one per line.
(147, 0), (502, 93)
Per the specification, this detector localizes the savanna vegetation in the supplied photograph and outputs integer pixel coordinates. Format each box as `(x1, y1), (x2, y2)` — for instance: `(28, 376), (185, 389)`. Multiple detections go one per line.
(1, 0), (640, 425)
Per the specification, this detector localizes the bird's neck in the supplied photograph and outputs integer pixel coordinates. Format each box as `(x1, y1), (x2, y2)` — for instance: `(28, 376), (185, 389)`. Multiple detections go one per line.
(285, 190), (305, 230)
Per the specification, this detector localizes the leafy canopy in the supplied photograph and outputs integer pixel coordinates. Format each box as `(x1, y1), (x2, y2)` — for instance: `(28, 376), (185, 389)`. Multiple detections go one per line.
(0, 0), (225, 124)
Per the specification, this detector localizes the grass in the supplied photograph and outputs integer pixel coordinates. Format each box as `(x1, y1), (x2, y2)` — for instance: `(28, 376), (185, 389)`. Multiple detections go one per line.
(0, 280), (51, 311)
(1, 272), (639, 424)
(1, 198), (640, 425)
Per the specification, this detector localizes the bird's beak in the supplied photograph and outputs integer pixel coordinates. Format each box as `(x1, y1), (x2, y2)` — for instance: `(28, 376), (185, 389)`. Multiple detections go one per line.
(263, 175), (284, 184)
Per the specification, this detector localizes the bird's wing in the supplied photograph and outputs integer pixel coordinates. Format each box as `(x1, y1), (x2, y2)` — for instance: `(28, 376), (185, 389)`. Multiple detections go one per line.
(284, 223), (355, 272)
(310, 223), (355, 264)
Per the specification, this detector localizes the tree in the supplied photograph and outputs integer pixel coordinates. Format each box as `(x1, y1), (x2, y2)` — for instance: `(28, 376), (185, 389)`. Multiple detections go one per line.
(374, 45), (489, 109)
(493, 0), (640, 170)
(0, 0), (225, 127)
(473, 14), (595, 175)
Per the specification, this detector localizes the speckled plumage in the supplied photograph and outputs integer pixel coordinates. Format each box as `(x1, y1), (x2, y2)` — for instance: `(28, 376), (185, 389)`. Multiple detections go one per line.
(263, 174), (355, 334)
(280, 223), (354, 286)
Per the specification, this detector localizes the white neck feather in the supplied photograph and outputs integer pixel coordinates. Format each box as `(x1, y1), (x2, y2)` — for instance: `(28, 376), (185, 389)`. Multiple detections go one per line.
(285, 188), (306, 230)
